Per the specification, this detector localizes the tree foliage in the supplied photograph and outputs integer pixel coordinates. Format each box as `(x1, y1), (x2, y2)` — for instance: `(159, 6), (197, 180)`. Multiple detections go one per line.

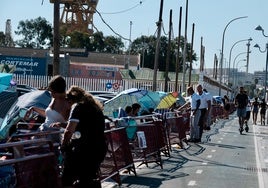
(11, 17), (197, 72)
(0, 32), (5, 47)
(131, 35), (197, 72)
(15, 17), (53, 48)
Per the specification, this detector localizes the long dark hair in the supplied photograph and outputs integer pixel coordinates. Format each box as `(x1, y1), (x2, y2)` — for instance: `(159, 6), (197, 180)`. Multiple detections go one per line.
(66, 85), (103, 110)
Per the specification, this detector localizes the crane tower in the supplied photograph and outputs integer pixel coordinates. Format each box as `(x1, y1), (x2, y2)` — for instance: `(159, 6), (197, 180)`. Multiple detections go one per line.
(5, 19), (14, 47)
(50, 0), (98, 35)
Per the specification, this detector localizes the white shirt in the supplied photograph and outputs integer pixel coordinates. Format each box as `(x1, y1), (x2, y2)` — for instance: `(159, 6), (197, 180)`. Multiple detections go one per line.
(190, 93), (201, 110)
(198, 91), (209, 109)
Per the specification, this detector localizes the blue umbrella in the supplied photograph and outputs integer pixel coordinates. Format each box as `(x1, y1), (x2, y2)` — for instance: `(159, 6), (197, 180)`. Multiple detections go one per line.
(103, 88), (161, 117)
(0, 90), (51, 140)
(0, 73), (13, 93)
(16, 89), (51, 109)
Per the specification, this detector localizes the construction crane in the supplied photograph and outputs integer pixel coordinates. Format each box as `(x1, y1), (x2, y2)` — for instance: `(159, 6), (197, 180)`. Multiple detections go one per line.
(50, 0), (98, 35)
(5, 19), (14, 47)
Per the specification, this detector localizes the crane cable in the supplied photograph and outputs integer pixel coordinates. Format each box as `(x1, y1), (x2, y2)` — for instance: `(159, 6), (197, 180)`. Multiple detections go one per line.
(93, 0), (145, 42)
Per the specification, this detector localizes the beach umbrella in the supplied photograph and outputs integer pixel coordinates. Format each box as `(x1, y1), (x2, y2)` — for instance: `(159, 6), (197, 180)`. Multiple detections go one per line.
(103, 88), (161, 118)
(0, 90), (51, 140)
(0, 73), (12, 93)
(156, 91), (179, 109)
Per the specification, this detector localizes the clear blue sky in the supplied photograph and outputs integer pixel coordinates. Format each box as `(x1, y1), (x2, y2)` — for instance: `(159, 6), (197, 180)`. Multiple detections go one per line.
(1, 0), (268, 74)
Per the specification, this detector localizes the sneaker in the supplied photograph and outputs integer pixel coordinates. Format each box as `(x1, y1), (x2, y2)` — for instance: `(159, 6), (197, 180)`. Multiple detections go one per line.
(239, 127), (244, 134)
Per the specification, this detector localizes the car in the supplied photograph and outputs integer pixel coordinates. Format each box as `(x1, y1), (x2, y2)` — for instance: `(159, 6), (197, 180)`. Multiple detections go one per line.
(213, 96), (223, 105)
(16, 84), (37, 97)
(88, 90), (117, 101)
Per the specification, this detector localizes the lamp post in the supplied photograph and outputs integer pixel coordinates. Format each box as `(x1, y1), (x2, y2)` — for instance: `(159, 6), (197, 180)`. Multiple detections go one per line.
(112, 56), (117, 82)
(232, 52), (248, 85)
(231, 52), (249, 99)
(235, 59), (246, 86)
(255, 25), (268, 100)
(227, 38), (252, 87)
(254, 43), (268, 100)
(219, 16), (247, 96)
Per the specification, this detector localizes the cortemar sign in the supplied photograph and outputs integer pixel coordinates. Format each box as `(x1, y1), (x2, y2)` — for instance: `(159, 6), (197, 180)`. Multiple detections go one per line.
(0, 55), (46, 75)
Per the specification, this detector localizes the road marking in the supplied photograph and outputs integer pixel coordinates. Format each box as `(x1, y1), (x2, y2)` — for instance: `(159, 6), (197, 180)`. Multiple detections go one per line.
(211, 149), (216, 152)
(217, 140), (222, 143)
(253, 125), (265, 188)
(188, 180), (196, 186)
(207, 155), (212, 158)
(196, 169), (203, 174)
(202, 162), (208, 165)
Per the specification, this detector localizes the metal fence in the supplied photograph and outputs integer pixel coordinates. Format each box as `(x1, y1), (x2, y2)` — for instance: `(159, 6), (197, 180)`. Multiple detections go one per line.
(13, 74), (226, 95)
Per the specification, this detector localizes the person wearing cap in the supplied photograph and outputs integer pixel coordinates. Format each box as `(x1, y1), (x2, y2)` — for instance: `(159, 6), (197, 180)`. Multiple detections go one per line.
(25, 75), (71, 143)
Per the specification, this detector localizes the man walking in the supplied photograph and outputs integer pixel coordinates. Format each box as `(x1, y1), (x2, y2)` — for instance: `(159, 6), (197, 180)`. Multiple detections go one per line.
(235, 86), (248, 134)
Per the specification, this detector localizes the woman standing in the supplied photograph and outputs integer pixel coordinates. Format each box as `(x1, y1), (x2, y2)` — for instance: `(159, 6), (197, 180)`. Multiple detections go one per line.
(222, 95), (230, 119)
(60, 86), (107, 187)
(260, 99), (267, 125)
(252, 97), (259, 125)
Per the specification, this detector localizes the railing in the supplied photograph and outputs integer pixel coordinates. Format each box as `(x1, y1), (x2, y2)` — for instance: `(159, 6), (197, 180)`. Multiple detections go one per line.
(13, 74), (229, 95)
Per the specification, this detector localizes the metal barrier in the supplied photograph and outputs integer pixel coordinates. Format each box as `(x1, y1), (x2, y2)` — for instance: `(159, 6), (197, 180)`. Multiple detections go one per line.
(0, 139), (61, 188)
(129, 123), (163, 169)
(152, 119), (170, 157)
(164, 112), (188, 150)
(99, 127), (136, 185)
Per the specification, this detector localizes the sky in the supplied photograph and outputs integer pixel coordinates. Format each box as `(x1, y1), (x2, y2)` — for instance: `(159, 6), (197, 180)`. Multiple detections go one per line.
(1, 0), (268, 74)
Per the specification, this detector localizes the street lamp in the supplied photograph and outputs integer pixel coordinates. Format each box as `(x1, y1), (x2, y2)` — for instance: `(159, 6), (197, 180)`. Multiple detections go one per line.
(126, 21), (132, 69)
(237, 64), (247, 86)
(111, 56), (117, 82)
(255, 25), (268, 100)
(232, 52), (249, 84)
(219, 16), (248, 96)
(231, 51), (249, 99)
(235, 59), (246, 86)
(254, 43), (268, 100)
(227, 38), (252, 87)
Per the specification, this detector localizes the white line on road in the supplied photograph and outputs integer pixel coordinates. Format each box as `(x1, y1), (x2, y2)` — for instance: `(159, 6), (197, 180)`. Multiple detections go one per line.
(253, 125), (265, 188)
(188, 180), (196, 186)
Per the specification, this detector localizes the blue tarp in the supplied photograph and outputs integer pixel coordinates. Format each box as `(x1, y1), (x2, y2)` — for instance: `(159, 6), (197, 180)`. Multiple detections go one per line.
(0, 73), (12, 93)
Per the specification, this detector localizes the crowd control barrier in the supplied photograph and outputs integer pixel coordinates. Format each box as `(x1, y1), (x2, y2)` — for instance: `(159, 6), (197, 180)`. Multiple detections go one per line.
(0, 139), (60, 188)
(129, 123), (163, 169)
(99, 127), (136, 185)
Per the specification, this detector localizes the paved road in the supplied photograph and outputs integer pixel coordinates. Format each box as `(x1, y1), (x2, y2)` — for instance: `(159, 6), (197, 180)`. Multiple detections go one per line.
(102, 113), (268, 188)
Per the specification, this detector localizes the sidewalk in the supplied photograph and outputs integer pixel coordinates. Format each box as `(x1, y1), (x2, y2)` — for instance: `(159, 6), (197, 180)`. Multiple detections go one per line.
(102, 112), (268, 188)
(101, 116), (226, 188)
